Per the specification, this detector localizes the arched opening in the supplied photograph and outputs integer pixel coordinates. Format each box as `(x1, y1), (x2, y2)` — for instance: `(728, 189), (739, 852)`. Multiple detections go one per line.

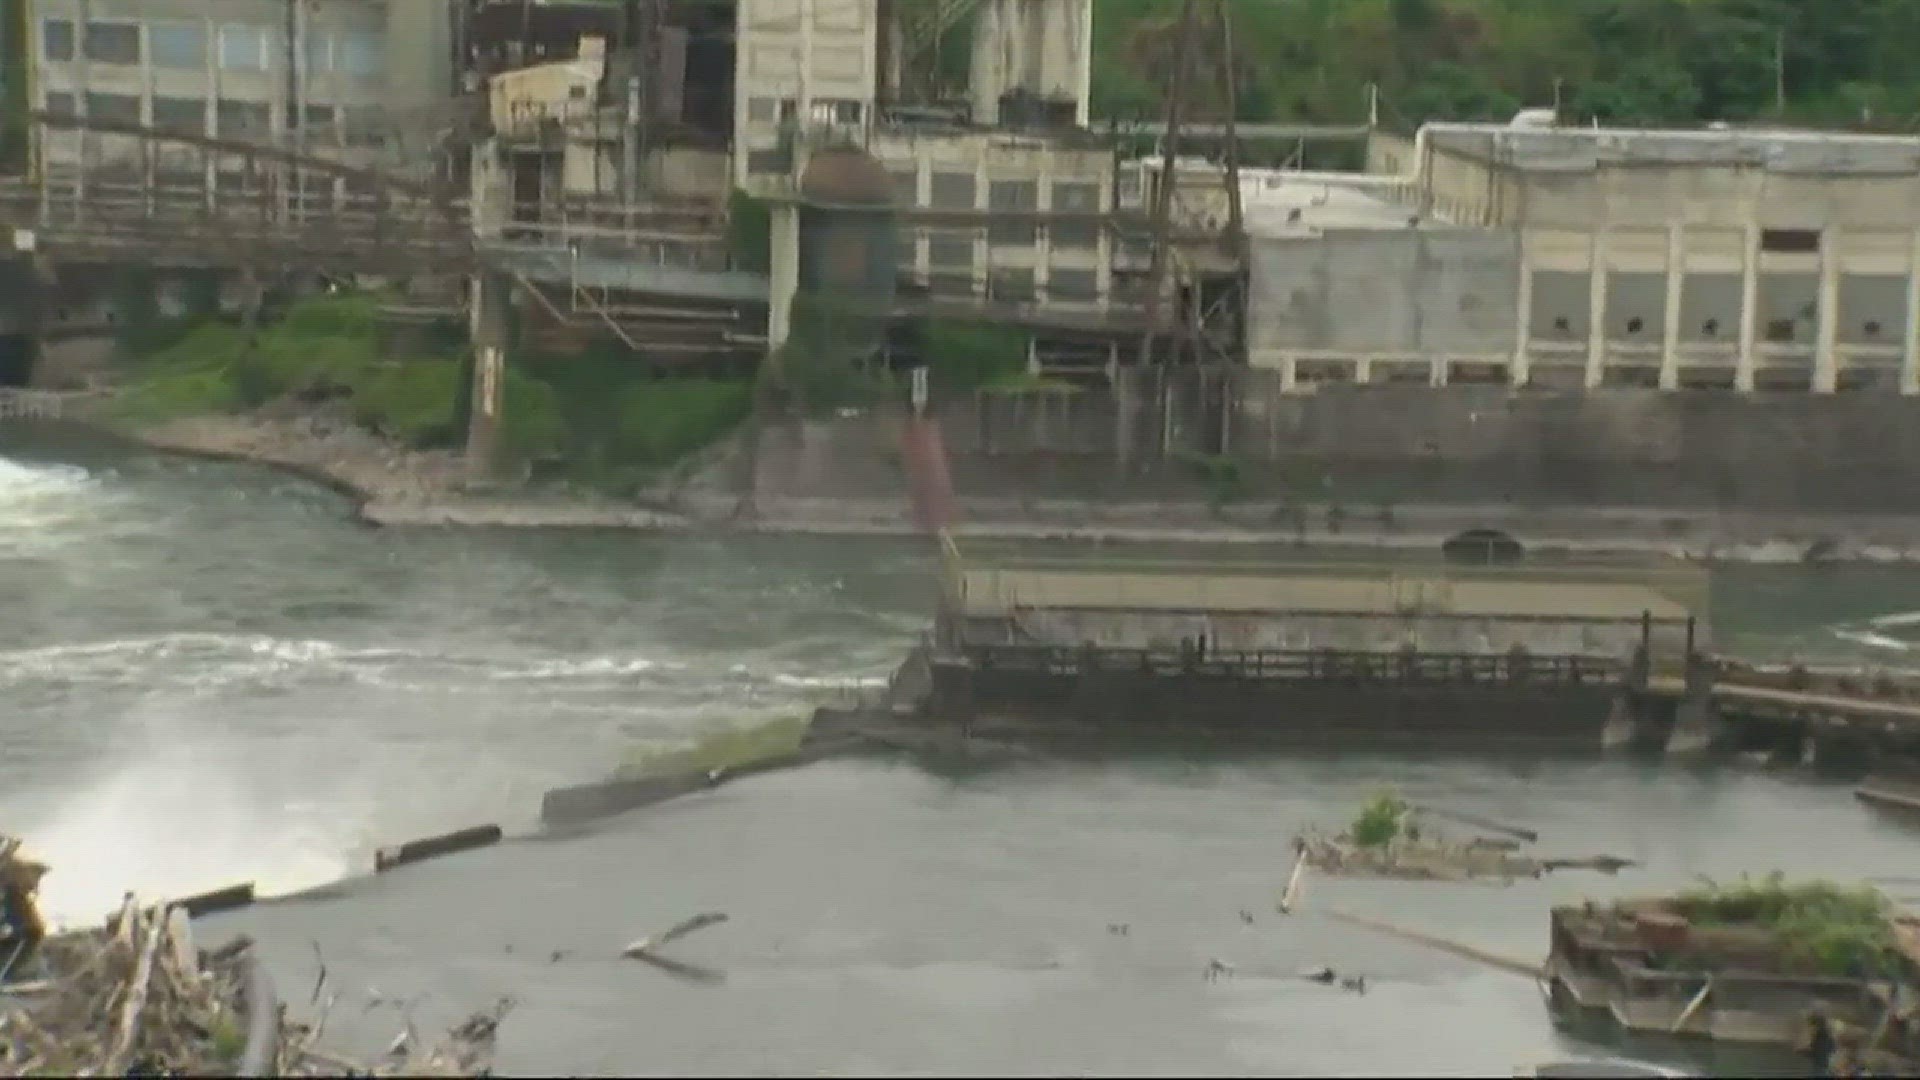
(1442, 528), (1525, 566)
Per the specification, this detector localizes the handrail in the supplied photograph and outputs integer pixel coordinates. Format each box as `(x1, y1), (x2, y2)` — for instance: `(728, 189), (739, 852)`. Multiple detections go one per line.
(952, 643), (1627, 686)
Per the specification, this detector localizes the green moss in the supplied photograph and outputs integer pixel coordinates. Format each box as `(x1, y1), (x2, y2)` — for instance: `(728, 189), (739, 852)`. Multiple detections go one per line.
(611, 379), (752, 468)
(616, 715), (813, 780)
(728, 189), (773, 274)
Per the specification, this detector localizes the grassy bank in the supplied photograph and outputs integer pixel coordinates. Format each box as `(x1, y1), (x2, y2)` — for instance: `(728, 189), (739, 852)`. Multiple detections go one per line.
(106, 283), (1042, 491)
(108, 295), (754, 490)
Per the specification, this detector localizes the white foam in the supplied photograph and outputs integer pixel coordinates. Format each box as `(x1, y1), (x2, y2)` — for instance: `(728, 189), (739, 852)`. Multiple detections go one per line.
(1833, 628), (1912, 651)
(1871, 610), (1920, 629)
(19, 729), (353, 926)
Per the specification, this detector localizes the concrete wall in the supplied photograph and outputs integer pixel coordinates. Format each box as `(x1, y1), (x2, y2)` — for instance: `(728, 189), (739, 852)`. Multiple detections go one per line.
(750, 375), (1920, 512)
(1249, 229), (1519, 364)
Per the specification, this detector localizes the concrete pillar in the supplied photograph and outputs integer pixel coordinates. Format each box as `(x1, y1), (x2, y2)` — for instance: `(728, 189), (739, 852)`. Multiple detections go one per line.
(1814, 231), (1841, 393)
(1584, 230), (1608, 389)
(1905, 226), (1920, 395)
(768, 204), (802, 351)
(1659, 226), (1685, 391)
(1736, 224), (1760, 392)
(465, 270), (512, 476)
(1511, 237), (1532, 388)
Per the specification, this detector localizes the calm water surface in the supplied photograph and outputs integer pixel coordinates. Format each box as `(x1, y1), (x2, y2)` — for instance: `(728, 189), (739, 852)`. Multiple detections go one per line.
(3, 427), (1918, 1076)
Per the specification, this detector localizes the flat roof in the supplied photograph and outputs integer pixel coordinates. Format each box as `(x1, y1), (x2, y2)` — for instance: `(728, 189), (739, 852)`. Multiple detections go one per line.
(1424, 123), (1920, 175)
(1241, 173), (1440, 236)
(953, 568), (1693, 622)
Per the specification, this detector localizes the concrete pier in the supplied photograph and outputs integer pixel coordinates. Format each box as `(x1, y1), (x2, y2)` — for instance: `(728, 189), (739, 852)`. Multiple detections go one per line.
(920, 542), (1705, 750)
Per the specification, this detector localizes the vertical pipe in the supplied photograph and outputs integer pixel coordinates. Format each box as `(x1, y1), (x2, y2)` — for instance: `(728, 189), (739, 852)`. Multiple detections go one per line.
(1684, 616), (1696, 662)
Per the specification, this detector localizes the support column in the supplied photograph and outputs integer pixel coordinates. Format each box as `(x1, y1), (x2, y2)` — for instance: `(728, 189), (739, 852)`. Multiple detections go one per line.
(1904, 226), (1920, 395)
(1736, 224), (1760, 392)
(465, 270), (511, 476)
(1814, 231), (1841, 393)
(1659, 226), (1685, 391)
(768, 204), (802, 352)
(1584, 229), (1608, 389)
(1511, 235), (1532, 388)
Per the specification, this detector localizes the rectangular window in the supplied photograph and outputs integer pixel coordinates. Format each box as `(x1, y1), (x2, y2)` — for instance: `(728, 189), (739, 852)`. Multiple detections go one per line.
(83, 21), (141, 65)
(890, 170), (917, 207)
(85, 93), (141, 125)
(1050, 269), (1098, 300)
(304, 30), (335, 74)
(43, 19), (75, 61)
(338, 30), (384, 77)
(149, 22), (208, 70)
(989, 179), (1038, 245)
(42, 92), (77, 119)
(1761, 228), (1821, 254)
(747, 97), (777, 123)
(152, 97), (207, 134)
(930, 171), (975, 209)
(217, 99), (273, 137)
(989, 268), (1036, 302)
(219, 25), (270, 72)
(929, 232), (974, 267)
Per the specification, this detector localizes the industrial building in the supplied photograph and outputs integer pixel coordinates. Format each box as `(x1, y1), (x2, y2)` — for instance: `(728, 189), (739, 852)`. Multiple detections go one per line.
(1253, 123), (1920, 396)
(26, 0), (459, 183)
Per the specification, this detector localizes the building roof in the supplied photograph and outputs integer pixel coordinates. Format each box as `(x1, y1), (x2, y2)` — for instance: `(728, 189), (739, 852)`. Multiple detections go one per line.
(1239, 171), (1439, 237)
(1425, 123), (1920, 176)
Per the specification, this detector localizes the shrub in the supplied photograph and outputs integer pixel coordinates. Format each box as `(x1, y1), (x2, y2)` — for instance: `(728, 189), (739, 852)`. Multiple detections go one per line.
(353, 359), (464, 448)
(611, 379), (752, 468)
(1351, 790), (1410, 848)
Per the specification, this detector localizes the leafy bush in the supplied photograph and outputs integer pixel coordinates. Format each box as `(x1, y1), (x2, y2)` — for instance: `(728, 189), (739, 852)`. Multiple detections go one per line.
(1351, 790), (1410, 848)
(353, 359), (465, 448)
(1673, 873), (1900, 978)
(923, 320), (1031, 391)
(611, 379), (752, 468)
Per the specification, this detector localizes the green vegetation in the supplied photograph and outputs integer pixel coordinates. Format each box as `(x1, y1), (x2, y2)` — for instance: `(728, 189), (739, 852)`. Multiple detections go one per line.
(1350, 790), (1412, 848)
(110, 294), (750, 486)
(727, 190), (773, 274)
(616, 715), (813, 780)
(1091, 0), (1920, 130)
(1672, 873), (1904, 978)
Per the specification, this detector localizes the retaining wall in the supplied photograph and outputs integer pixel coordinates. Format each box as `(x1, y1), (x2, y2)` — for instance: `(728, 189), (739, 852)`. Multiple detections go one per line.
(751, 375), (1920, 513)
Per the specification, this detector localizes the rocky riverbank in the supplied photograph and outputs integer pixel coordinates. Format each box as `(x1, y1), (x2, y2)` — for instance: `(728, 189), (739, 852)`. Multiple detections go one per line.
(46, 403), (1920, 565)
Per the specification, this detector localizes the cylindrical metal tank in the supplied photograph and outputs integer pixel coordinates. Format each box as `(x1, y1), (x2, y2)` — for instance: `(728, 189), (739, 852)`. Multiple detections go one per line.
(796, 145), (899, 306)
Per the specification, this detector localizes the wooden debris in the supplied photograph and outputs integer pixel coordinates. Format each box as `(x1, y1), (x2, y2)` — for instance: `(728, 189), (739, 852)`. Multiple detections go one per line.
(1, 841), (511, 1078)
(621, 912), (729, 985)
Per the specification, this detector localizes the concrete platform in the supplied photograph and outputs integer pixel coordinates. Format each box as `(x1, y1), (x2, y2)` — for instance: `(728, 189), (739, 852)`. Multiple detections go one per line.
(953, 567), (1693, 621)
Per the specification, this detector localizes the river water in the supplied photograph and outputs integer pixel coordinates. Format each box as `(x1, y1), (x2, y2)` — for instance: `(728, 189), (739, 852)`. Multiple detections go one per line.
(5, 428), (1920, 1076)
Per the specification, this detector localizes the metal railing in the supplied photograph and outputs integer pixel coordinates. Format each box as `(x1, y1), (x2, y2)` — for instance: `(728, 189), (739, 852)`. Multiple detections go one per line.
(954, 643), (1626, 687)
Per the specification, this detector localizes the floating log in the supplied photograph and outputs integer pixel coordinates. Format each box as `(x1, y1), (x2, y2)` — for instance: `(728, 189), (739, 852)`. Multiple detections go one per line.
(1327, 909), (1542, 979)
(373, 825), (503, 873)
(1411, 805), (1540, 843)
(167, 882), (256, 919)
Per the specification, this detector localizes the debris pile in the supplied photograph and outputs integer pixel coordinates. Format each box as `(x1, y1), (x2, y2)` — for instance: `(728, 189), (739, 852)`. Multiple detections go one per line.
(1, 838), (511, 1077)
(1285, 792), (1636, 892)
(1548, 875), (1920, 1075)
